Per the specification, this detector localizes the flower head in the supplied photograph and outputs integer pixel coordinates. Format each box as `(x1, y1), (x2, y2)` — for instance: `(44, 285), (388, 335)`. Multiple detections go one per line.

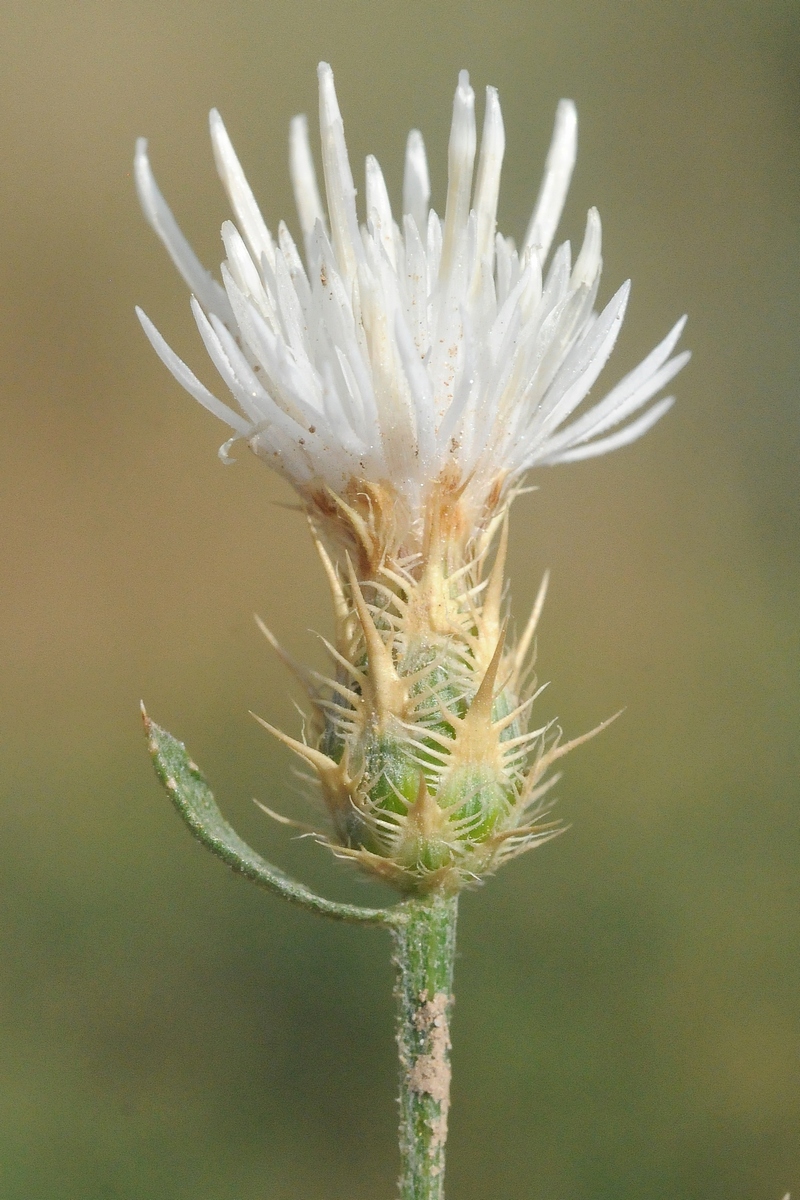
(136, 63), (687, 574)
(136, 65), (688, 893)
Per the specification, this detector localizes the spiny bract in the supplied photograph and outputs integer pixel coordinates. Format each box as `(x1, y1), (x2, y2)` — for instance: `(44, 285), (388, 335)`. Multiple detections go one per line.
(255, 506), (612, 893)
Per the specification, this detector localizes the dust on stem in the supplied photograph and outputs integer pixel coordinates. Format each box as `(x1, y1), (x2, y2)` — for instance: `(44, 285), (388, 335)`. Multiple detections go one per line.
(408, 990), (453, 1161)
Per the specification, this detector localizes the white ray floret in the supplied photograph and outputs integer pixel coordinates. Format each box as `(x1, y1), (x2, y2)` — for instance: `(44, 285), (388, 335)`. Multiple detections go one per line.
(136, 62), (688, 553)
(402, 129), (430, 234)
(523, 98), (577, 262)
(289, 113), (327, 252)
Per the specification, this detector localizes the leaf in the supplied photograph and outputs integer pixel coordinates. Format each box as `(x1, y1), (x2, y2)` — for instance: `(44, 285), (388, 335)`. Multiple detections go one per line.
(142, 706), (392, 925)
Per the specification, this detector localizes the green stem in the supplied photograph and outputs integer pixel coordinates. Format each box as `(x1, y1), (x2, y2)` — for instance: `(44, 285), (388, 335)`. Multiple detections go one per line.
(144, 712), (463, 1192)
(390, 893), (459, 1200)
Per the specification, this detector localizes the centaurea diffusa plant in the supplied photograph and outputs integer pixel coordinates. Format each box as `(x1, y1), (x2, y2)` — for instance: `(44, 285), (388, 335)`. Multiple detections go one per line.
(136, 62), (688, 1200)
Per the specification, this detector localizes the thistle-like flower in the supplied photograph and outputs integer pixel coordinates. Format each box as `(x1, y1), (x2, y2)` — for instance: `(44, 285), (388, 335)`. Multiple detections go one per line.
(136, 64), (688, 892)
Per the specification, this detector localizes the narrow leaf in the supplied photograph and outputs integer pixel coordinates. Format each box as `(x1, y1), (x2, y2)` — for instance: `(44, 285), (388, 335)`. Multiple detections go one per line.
(143, 707), (391, 925)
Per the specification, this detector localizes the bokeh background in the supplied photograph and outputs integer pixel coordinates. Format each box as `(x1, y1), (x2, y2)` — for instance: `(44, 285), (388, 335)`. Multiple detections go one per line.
(0, 1), (798, 1197)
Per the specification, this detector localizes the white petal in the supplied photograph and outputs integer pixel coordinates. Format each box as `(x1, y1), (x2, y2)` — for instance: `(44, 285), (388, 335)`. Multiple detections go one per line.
(220, 220), (271, 317)
(402, 214), (430, 356)
(208, 313), (277, 423)
(539, 240), (572, 317)
(546, 396), (674, 463)
(334, 346), (371, 432)
(523, 99), (577, 262)
(403, 129), (430, 234)
(289, 113), (327, 250)
(436, 319), (476, 451)
(365, 155), (397, 269)
(209, 109), (277, 271)
(547, 347), (690, 455)
(586, 314), (688, 427)
(274, 249), (312, 363)
(495, 233), (517, 305)
(134, 139), (233, 324)
(318, 363), (368, 456)
(473, 86), (505, 270)
(136, 306), (250, 432)
(440, 70), (476, 283)
(277, 221), (313, 319)
(533, 280), (631, 437)
(192, 299), (271, 425)
(394, 311), (436, 473)
(488, 263), (531, 360)
(426, 209), (443, 290)
(309, 224), (375, 416)
(572, 207), (602, 289)
(317, 62), (361, 284)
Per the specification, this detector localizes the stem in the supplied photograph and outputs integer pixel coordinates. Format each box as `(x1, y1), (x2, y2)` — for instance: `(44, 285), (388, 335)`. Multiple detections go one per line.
(391, 892), (459, 1200)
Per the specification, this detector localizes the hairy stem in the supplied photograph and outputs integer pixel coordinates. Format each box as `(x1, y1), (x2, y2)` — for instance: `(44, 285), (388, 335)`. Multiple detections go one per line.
(391, 893), (458, 1200)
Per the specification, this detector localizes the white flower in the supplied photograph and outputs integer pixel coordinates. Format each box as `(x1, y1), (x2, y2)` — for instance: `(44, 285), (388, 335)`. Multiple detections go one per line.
(136, 63), (688, 567)
(135, 63), (690, 887)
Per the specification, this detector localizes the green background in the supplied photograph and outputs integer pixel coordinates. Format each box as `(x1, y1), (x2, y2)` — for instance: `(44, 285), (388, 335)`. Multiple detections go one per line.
(0, 1), (798, 1196)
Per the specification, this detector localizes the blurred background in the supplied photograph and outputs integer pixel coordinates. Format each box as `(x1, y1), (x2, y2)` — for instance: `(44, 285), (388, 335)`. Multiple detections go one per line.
(0, 1), (798, 1197)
